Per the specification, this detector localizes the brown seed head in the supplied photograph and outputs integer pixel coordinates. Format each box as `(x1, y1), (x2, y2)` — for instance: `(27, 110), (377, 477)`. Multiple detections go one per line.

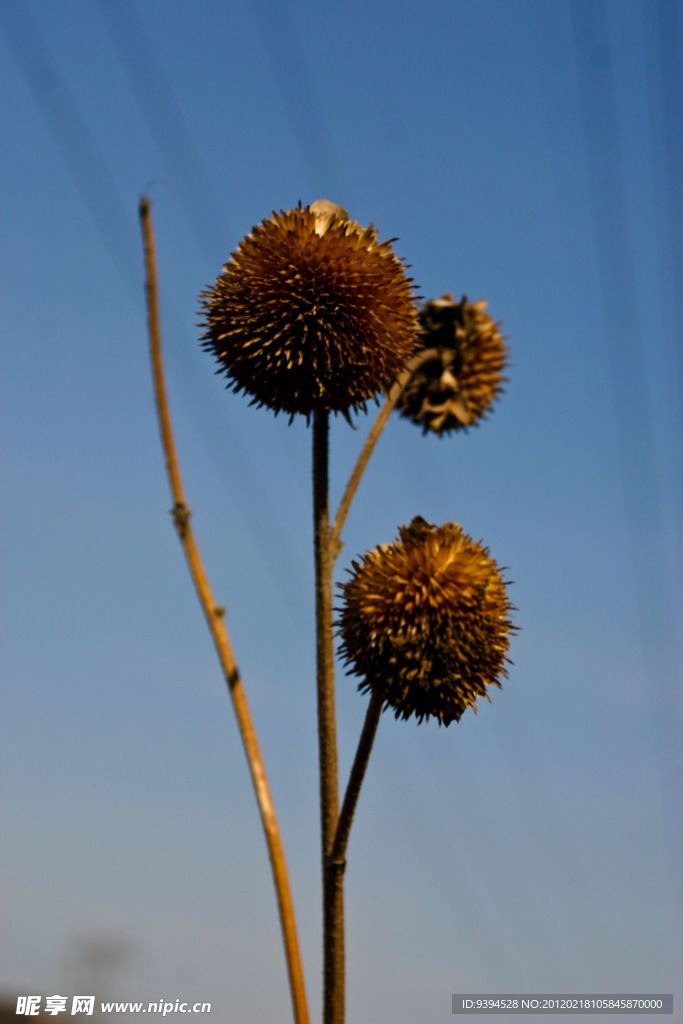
(398, 294), (508, 435)
(338, 517), (515, 725)
(200, 202), (420, 418)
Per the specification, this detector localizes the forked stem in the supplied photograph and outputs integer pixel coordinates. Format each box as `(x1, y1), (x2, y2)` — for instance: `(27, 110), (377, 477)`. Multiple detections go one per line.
(139, 197), (309, 1024)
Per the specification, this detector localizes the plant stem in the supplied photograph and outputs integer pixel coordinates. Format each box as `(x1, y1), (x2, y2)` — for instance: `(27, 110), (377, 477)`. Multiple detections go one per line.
(330, 691), (384, 868)
(312, 409), (343, 1024)
(331, 349), (438, 557)
(139, 197), (309, 1024)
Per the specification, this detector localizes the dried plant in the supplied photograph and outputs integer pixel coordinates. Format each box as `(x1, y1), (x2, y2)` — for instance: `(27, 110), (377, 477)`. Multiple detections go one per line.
(139, 197), (516, 1024)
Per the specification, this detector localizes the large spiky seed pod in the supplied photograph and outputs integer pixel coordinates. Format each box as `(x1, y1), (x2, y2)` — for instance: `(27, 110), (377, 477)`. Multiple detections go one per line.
(200, 201), (420, 419)
(338, 517), (515, 726)
(397, 294), (508, 435)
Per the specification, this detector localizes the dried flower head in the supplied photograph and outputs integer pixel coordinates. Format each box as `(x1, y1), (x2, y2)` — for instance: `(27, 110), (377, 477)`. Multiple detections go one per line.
(338, 517), (515, 725)
(398, 294), (508, 435)
(200, 201), (419, 418)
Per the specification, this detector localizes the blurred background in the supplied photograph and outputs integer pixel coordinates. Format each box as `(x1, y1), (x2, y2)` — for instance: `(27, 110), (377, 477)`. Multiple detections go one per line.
(1, 1), (681, 1021)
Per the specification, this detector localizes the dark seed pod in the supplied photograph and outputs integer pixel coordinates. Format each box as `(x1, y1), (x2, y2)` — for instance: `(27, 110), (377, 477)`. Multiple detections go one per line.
(398, 294), (508, 435)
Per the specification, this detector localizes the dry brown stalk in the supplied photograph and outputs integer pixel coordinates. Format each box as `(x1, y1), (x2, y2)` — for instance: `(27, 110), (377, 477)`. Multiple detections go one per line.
(139, 196), (309, 1024)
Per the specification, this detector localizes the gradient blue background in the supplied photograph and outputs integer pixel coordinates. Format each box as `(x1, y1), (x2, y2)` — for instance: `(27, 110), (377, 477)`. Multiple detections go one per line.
(1, 1), (681, 1021)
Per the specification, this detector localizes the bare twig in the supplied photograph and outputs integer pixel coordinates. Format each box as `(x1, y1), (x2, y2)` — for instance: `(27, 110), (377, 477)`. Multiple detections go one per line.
(331, 349), (437, 557)
(139, 197), (309, 1024)
(330, 692), (384, 869)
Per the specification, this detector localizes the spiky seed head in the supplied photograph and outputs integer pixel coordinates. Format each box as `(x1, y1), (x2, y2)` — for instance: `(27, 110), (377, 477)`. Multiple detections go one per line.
(398, 294), (508, 435)
(200, 202), (420, 419)
(338, 517), (515, 726)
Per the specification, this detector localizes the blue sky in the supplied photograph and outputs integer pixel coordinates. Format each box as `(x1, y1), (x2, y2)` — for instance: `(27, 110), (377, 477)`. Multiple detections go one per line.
(1, 1), (682, 1022)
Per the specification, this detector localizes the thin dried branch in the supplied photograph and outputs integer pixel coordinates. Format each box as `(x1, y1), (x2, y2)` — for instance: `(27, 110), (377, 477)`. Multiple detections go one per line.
(331, 349), (438, 556)
(139, 197), (309, 1024)
(329, 692), (384, 868)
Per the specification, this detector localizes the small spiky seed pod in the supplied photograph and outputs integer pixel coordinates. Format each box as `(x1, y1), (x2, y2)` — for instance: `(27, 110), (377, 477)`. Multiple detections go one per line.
(200, 201), (419, 418)
(338, 517), (515, 725)
(398, 294), (508, 435)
